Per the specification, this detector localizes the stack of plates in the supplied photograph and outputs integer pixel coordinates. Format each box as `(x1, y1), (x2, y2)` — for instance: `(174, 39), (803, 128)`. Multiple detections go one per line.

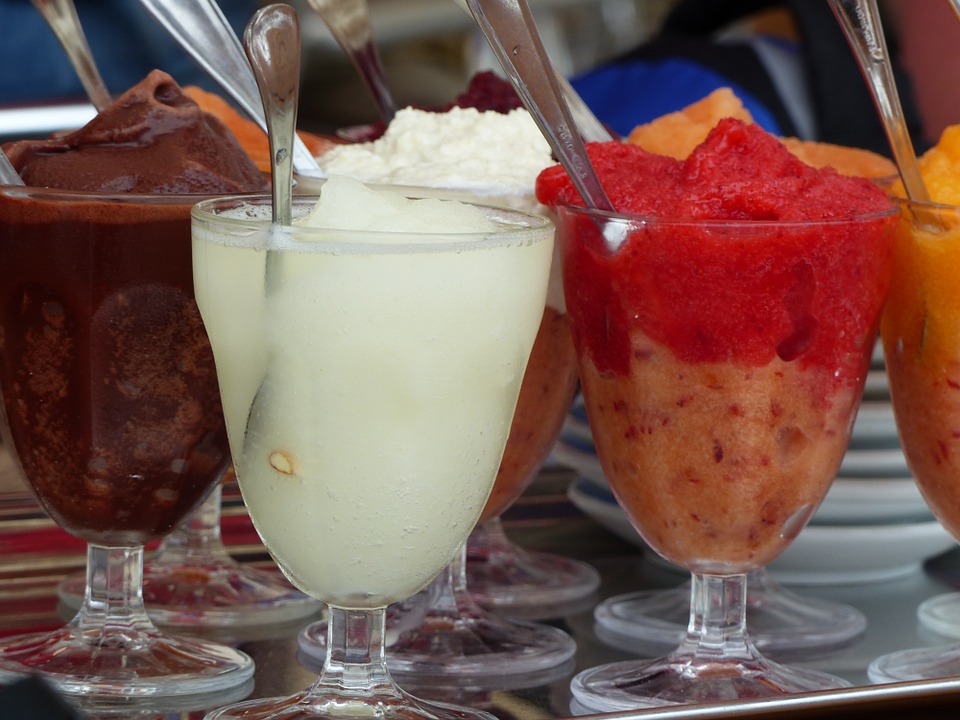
(559, 342), (956, 585)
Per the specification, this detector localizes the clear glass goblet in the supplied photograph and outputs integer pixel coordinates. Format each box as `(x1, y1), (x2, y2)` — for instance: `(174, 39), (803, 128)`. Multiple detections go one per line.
(191, 191), (554, 720)
(0, 187), (255, 702)
(557, 203), (896, 711)
(57, 471), (322, 627)
(869, 200), (960, 682)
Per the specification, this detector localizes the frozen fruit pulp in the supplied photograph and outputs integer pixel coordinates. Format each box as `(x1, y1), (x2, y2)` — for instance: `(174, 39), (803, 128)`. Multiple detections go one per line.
(559, 209), (895, 572)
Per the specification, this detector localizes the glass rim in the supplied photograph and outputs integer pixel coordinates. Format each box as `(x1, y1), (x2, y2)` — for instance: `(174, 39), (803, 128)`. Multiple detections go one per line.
(554, 199), (899, 228)
(0, 184), (225, 204)
(891, 196), (960, 214)
(191, 192), (554, 254)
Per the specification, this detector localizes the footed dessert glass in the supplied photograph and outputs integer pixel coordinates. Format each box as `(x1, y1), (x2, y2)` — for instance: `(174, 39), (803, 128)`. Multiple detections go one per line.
(191, 193), (553, 720)
(559, 204), (896, 711)
(0, 187), (254, 703)
(870, 200), (960, 682)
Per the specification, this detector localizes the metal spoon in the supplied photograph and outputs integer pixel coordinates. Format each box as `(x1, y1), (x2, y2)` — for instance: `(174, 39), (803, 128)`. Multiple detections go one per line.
(829, 0), (929, 203)
(137, 0), (323, 178)
(305, 0), (396, 124)
(32, 0), (111, 111)
(462, 0), (613, 212)
(0, 148), (25, 186)
(244, 3), (301, 226)
(451, 0), (612, 142)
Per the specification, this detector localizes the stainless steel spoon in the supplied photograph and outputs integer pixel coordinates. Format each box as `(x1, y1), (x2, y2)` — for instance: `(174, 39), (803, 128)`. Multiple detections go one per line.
(137, 0), (323, 178)
(244, 3), (301, 226)
(0, 148), (25, 186)
(306, 0), (396, 124)
(32, 0), (112, 111)
(829, 0), (929, 202)
(451, 0), (612, 142)
(462, 0), (613, 212)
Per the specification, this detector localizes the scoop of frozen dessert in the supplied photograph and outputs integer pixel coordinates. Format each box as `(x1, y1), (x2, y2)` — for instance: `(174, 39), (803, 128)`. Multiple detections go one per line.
(301, 175), (498, 235)
(4, 70), (269, 194)
(319, 106), (553, 195)
(537, 118), (892, 221)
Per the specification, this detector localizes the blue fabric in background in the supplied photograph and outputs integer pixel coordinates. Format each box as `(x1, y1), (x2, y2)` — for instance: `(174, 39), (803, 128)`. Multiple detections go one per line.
(0, 0), (255, 105)
(570, 57), (783, 140)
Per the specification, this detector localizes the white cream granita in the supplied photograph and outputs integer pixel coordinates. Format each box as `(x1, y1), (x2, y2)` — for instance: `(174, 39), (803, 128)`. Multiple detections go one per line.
(318, 106), (553, 195)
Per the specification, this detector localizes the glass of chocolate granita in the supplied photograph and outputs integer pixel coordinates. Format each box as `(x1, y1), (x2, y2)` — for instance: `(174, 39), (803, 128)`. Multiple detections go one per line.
(0, 187), (255, 704)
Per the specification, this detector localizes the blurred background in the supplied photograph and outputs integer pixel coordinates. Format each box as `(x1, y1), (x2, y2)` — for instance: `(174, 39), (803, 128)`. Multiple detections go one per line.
(0, 0), (959, 155)
(293, 0), (675, 132)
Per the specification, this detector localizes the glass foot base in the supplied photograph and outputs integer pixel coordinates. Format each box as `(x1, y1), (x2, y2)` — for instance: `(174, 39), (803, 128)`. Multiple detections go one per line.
(570, 653), (851, 712)
(58, 560), (321, 627)
(868, 642), (960, 683)
(917, 592), (960, 639)
(205, 687), (498, 720)
(594, 581), (866, 660)
(299, 608), (576, 679)
(0, 623), (254, 699)
(466, 544), (600, 616)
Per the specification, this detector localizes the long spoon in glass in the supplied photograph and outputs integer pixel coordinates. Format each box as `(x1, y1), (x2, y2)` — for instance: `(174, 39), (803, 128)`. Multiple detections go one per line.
(306, 0), (396, 124)
(32, 0), (111, 111)
(136, 0), (323, 178)
(0, 150), (24, 186)
(245, 3), (299, 227)
(462, 0), (612, 213)
(829, 0), (929, 203)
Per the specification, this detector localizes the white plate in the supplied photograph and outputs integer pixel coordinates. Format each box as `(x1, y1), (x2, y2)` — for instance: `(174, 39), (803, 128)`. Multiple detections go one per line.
(850, 401), (898, 445)
(813, 476), (931, 525)
(862, 370), (890, 400)
(553, 436), (604, 481)
(567, 476), (955, 586)
(768, 518), (956, 586)
(838, 447), (910, 478)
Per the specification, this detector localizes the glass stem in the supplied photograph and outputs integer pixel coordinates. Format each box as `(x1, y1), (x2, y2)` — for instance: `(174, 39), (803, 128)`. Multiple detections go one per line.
(440, 541), (482, 616)
(73, 543), (156, 635)
(151, 483), (230, 566)
(466, 516), (512, 562)
(450, 541), (469, 597)
(320, 605), (396, 695)
(679, 572), (756, 662)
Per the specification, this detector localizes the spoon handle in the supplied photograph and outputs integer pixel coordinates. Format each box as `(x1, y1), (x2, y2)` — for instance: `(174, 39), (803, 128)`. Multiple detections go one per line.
(829, 0), (929, 202)
(136, 0), (322, 178)
(464, 0), (614, 211)
(31, 0), (112, 111)
(0, 148), (25, 186)
(244, 4), (301, 227)
(306, 0), (397, 123)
